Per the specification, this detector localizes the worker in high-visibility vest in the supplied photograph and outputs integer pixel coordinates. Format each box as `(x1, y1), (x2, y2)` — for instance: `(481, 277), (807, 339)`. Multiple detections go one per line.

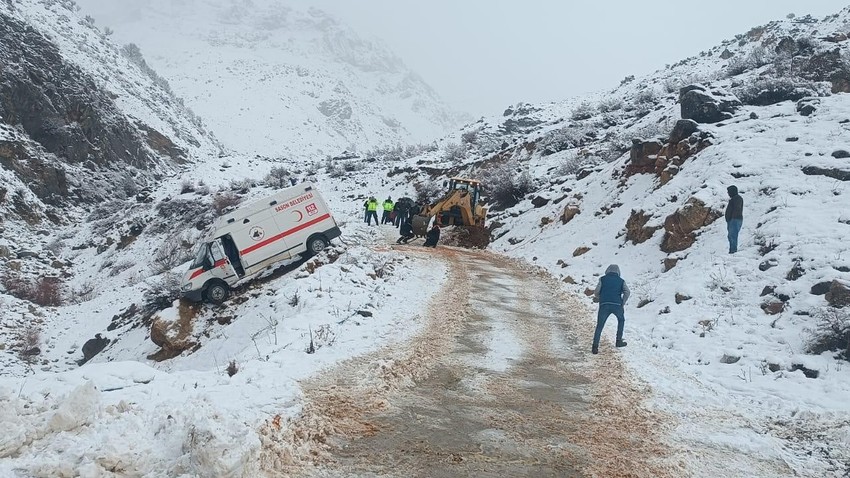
(381, 197), (394, 224)
(366, 197), (379, 226)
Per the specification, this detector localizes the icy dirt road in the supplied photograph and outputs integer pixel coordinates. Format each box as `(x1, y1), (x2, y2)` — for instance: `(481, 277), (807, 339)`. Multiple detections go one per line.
(260, 247), (681, 477)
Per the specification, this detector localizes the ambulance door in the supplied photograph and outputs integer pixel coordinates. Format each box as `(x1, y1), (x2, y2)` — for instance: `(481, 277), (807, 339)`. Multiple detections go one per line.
(208, 239), (239, 286)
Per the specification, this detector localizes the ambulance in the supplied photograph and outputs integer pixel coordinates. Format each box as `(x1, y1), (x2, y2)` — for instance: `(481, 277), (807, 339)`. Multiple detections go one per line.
(181, 182), (341, 304)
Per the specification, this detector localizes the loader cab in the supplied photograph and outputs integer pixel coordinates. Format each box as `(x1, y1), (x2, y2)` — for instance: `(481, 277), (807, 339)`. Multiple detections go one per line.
(448, 178), (482, 208)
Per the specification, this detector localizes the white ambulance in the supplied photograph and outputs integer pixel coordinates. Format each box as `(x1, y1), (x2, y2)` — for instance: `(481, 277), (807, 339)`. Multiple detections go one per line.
(180, 182), (341, 304)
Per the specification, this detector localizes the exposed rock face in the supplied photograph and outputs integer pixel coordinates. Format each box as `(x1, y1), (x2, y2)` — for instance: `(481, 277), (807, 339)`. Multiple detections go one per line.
(797, 98), (820, 117)
(825, 280), (850, 308)
(680, 84), (742, 124)
(0, 12), (170, 169)
(560, 205), (580, 224)
(148, 306), (198, 361)
(625, 210), (660, 244)
(531, 196), (550, 208)
(761, 298), (786, 315)
(660, 198), (722, 253)
(318, 99), (353, 120)
(625, 120), (713, 180)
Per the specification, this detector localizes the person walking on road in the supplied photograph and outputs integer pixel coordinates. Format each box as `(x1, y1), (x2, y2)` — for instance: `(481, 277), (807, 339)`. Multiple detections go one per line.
(381, 197), (394, 225)
(366, 197), (379, 226)
(725, 185), (744, 254)
(592, 264), (630, 355)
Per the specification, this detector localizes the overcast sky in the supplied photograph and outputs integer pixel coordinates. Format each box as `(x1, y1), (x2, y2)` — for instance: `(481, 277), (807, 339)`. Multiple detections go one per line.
(309, 1), (850, 116)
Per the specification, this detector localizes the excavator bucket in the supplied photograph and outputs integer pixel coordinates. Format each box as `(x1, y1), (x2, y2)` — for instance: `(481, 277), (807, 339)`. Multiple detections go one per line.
(411, 215), (431, 236)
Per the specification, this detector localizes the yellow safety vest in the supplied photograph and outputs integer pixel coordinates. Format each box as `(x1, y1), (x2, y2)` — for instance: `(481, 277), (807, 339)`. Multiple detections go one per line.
(367, 201), (378, 211)
(383, 201), (394, 212)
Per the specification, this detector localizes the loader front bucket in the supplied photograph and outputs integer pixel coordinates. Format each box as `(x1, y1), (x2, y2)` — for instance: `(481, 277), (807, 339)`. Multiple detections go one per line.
(411, 215), (431, 236)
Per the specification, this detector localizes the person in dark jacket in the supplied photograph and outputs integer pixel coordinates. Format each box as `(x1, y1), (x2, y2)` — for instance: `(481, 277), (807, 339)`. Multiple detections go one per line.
(397, 219), (415, 244)
(725, 185), (744, 254)
(363, 199), (369, 224)
(423, 224), (441, 247)
(592, 264), (630, 354)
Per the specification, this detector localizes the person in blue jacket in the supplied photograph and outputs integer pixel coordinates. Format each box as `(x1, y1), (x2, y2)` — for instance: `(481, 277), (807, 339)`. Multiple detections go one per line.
(592, 264), (631, 354)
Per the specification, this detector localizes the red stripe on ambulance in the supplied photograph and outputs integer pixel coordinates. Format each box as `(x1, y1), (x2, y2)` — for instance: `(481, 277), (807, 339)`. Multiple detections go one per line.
(189, 258), (228, 280)
(241, 213), (332, 255)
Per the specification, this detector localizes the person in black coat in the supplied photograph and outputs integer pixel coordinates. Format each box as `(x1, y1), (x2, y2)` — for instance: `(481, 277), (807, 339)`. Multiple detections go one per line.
(725, 185), (744, 253)
(423, 224), (441, 248)
(397, 219), (415, 244)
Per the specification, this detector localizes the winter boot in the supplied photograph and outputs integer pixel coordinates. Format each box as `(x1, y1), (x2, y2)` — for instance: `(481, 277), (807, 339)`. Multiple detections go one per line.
(615, 340), (628, 348)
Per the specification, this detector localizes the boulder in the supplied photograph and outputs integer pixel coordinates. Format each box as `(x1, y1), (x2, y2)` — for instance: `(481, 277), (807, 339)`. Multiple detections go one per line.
(797, 98), (820, 117)
(629, 139), (664, 169)
(719, 354), (740, 364)
(832, 150), (850, 159)
(823, 32), (848, 43)
(680, 84), (742, 124)
(660, 198), (722, 253)
(79, 334), (109, 365)
(668, 119), (699, 145)
(625, 210), (660, 245)
(573, 246), (591, 257)
(761, 299), (786, 315)
(561, 205), (580, 225)
(825, 280), (850, 308)
(810, 282), (832, 296)
(759, 259), (778, 272)
(675, 293), (692, 304)
(531, 196), (550, 208)
(663, 257), (679, 272)
(148, 307), (198, 361)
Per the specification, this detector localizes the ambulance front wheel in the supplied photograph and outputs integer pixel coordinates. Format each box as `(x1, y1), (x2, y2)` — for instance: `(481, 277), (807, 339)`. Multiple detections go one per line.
(204, 281), (230, 305)
(306, 234), (329, 256)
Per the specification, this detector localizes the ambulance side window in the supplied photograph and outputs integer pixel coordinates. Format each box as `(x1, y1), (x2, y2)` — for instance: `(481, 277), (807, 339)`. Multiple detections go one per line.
(210, 242), (226, 262)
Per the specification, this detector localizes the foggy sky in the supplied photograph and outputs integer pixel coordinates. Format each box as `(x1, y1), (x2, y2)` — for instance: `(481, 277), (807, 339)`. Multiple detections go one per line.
(309, 0), (850, 116)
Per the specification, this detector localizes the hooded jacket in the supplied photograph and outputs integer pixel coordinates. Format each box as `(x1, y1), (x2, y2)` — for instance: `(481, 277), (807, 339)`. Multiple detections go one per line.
(725, 186), (743, 221)
(594, 264), (630, 306)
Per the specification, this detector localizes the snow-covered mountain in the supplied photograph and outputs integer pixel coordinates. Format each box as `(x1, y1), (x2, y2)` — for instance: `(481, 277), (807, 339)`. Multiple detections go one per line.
(74, 0), (469, 157)
(2, 2), (850, 476)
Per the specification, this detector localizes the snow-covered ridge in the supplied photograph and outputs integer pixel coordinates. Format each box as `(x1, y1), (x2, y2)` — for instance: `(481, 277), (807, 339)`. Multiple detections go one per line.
(75, 0), (469, 157)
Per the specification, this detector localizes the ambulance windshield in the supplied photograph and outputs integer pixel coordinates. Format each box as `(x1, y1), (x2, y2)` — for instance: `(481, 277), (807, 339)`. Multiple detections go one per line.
(191, 243), (210, 268)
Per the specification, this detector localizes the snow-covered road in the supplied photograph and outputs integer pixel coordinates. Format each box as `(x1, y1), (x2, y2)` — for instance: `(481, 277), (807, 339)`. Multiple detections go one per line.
(261, 247), (680, 477)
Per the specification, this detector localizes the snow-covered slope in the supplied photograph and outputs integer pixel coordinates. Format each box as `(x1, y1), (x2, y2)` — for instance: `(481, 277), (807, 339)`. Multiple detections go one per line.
(75, 0), (468, 157)
(312, 9), (850, 475)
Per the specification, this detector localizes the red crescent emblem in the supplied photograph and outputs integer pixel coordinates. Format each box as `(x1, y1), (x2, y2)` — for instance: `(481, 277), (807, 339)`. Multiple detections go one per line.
(293, 210), (304, 222)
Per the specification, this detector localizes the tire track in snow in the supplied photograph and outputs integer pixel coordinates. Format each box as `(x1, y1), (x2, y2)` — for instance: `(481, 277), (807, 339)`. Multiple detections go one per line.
(259, 247), (684, 477)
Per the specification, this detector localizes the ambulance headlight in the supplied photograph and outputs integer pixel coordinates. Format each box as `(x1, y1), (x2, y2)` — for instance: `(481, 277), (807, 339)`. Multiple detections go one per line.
(181, 282), (193, 292)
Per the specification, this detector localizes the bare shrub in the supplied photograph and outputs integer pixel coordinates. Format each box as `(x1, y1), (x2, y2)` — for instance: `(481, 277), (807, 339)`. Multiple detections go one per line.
(413, 180), (444, 205)
(461, 129), (479, 144)
(229, 178), (255, 192)
(442, 142), (468, 164)
(313, 324), (336, 349)
(265, 166), (290, 188)
(212, 192), (241, 216)
(634, 88), (658, 105)
(733, 77), (823, 106)
(3, 276), (64, 307)
(109, 259), (134, 277)
(180, 179), (195, 194)
(19, 324), (41, 362)
(556, 154), (597, 176)
(73, 281), (97, 303)
(598, 98), (623, 113)
(288, 290), (300, 307)
(479, 160), (533, 210)
(726, 46), (772, 77)
(571, 102), (596, 121)
(153, 234), (193, 274)
(144, 272), (182, 311)
(809, 307), (850, 361)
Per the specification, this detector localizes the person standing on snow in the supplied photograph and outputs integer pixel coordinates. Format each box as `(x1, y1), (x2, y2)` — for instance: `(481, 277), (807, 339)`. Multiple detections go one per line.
(366, 197), (379, 226)
(363, 199), (370, 224)
(725, 185), (744, 254)
(592, 264), (630, 355)
(381, 197), (394, 224)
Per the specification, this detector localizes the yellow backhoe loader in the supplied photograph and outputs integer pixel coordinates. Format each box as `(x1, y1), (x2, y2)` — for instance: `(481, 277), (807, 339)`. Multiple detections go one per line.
(411, 178), (490, 248)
